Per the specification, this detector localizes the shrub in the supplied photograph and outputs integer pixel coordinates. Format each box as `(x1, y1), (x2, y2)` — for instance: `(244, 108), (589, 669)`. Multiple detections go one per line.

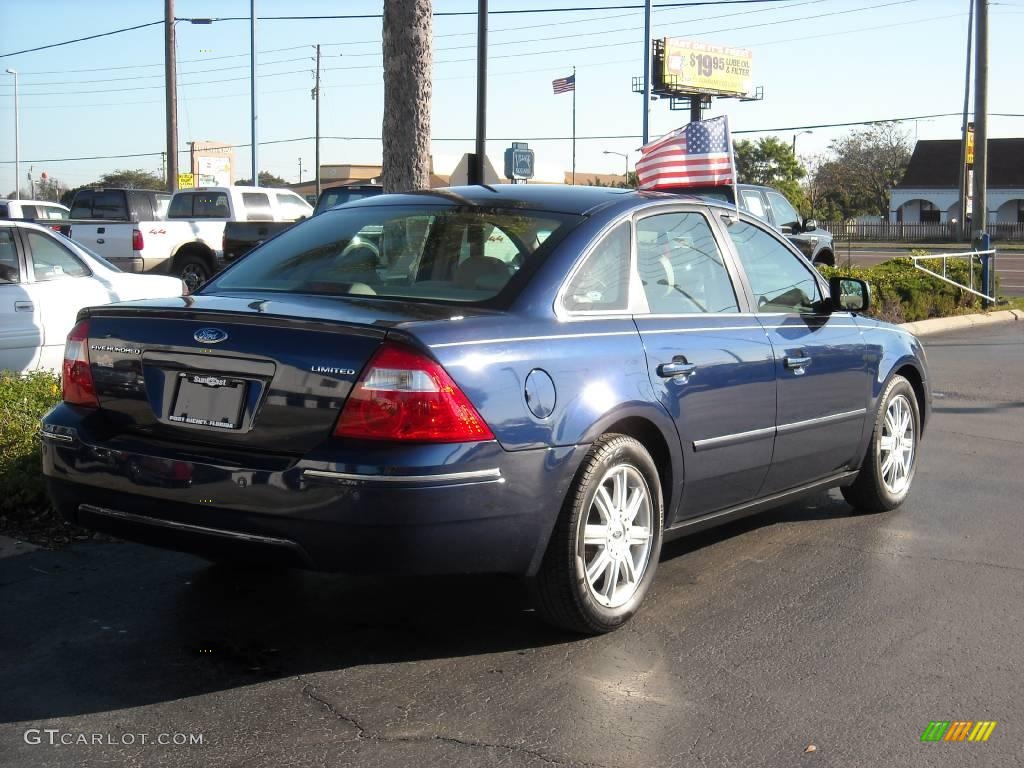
(0, 370), (61, 521)
(819, 255), (986, 323)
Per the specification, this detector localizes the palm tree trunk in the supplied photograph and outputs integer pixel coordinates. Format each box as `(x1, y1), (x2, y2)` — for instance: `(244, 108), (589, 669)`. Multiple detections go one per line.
(382, 0), (433, 193)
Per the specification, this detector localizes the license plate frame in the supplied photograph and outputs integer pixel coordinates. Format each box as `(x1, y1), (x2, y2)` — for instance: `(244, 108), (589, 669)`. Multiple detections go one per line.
(168, 372), (247, 430)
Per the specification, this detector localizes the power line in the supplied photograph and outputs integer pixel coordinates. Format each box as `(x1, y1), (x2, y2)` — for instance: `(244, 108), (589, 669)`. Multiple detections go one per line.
(0, 0), (807, 60)
(0, 20), (164, 58)
(3, 114), (1022, 164)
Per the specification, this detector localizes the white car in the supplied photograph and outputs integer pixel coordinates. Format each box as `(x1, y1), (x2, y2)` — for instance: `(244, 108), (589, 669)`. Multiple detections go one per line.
(0, 220), (183, 373)
(0, 199), (71, 222)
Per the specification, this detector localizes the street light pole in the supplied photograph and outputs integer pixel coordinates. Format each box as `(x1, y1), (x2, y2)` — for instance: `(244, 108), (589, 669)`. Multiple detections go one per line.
(972, 0), (988, 239)
(792, 130), (812, 156)
(642, 0), (652, 145)
(3, 69), (17, 200)
(250, 0), (259, 186)
(603, 150), (629, 185)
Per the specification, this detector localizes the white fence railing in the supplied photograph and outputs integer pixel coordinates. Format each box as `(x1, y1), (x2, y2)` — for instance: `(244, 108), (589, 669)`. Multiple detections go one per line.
(909, 249), (996, 302)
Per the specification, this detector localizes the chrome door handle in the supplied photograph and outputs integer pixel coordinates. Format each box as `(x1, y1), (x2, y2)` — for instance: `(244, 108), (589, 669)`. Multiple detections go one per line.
(784, 355), (811, 370)
(14, 301), (34, 312)
(657, 361), (697, 378)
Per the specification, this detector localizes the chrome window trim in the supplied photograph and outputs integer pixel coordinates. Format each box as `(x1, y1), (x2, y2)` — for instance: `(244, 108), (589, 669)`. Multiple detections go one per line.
(302, 467), (503, 485)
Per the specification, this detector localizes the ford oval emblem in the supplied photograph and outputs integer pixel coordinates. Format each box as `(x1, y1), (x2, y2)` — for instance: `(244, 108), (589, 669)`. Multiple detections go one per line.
(194, 327), (229, 344)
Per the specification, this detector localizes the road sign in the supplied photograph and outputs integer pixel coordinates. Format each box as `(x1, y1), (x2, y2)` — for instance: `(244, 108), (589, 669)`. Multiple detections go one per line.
(504, 143), (535, 180)
(178, 172), (195, 189)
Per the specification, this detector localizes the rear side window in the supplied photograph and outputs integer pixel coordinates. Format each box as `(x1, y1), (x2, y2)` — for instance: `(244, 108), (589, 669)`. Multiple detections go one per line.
(0, 228), (19, 282)
(275, 193), (311, 221)
(0, 204), (8, 219)
(563, 222), (631, 312)
(42, 206), (68, 220)
(636, 212), (738, 314)
(740, 191), (768, 221)
(27, 231), (89, 281)
(208, 204), (581, 305)
(93, 191), (127, 220)
(243, 193), (273, 221)
(19, 205), (38, 219)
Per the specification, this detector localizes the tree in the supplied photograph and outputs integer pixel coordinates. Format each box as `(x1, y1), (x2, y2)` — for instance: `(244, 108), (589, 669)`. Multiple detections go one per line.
(92, 168), (166, 190)
(381, 0), (432, 193)
(34, 175), (68, 203)
(733, 137), (807, 208)
(235, 171), (289, 187)
(811, 123), (912, 220)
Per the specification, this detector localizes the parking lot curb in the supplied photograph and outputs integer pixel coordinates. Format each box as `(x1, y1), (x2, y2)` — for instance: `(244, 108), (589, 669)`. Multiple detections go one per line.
(901, 309), (1024, 336)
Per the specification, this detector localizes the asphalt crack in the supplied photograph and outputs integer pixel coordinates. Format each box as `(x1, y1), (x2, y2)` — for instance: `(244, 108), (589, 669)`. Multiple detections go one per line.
(296, 675), (614, 767)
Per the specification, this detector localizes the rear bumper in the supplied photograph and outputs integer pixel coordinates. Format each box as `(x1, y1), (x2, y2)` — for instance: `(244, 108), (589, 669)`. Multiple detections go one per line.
(41, 405), (585, 576)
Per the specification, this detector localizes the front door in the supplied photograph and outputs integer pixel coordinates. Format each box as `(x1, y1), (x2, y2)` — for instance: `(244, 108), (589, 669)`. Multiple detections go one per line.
(721, 217), (870, 493)
(632, 208), (777, 521)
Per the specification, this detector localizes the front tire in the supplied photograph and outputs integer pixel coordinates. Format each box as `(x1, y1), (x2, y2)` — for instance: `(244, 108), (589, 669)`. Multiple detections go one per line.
(842, 375), (920, 512)
(530, 434), (664, 634)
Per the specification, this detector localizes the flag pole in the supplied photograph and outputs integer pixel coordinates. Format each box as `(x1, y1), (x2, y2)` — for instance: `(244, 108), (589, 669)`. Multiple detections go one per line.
(571, 66), (577, 185)
(725, 115), (740, 214)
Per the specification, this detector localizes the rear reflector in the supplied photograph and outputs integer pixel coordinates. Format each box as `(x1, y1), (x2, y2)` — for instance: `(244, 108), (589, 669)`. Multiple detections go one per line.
(62, 320), (99, 408)
(334, 342), (494, 442)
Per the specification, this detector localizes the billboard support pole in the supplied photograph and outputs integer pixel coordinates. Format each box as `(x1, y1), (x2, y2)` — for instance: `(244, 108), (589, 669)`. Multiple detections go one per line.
(642, 0), (652, 145)
(689, 95), (701, 124)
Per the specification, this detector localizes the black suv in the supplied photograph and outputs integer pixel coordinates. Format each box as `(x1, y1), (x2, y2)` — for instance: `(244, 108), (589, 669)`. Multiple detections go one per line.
(690, 184), (835, 266)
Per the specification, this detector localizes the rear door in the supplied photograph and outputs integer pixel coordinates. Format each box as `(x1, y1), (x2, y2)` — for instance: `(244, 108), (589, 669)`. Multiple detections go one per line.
(0, 227), (42, 372)
(721, 216), (870, 492)
(631, 206), (777, 520)
(22, 228), (111, 370)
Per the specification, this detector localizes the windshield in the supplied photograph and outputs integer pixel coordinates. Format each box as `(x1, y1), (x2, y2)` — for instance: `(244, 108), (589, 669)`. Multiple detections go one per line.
(206, 203), (582, 305)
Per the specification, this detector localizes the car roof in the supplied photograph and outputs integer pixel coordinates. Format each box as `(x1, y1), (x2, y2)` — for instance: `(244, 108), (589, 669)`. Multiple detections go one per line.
(338, 183), (731, 216)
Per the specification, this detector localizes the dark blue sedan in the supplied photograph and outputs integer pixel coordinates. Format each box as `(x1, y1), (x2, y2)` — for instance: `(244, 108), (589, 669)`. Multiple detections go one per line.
(41, 185), (930, 633)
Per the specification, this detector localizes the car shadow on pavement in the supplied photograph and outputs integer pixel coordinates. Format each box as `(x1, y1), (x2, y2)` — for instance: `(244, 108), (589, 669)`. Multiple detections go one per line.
(0, 490), (855, 724)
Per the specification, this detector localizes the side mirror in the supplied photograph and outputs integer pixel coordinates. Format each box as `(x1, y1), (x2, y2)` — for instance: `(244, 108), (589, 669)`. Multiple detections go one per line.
(829, 276), (870, 313)
(803, 218), (818, 232)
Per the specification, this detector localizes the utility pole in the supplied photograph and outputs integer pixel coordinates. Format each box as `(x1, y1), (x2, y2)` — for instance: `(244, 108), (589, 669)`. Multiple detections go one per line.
(957, 0), (974, 240)
(642, 0), (652, 145)
(314, 43), (321, 198)
(164, 0), (178, 193)
(471, 0), (487, 185)
(298, 157), (303, 183)
(250, 0), (259, 186)
(971, 0), (988, 240)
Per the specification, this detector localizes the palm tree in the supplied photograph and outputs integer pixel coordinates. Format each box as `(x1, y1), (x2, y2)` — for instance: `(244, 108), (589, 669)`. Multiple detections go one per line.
(382, 0), (433, 193)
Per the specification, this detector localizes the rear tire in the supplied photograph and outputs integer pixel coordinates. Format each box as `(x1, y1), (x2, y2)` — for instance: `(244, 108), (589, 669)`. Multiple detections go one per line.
(176, 251), (213, 293)
(530, 434), (664, 634)
(842, 375), (920, 513)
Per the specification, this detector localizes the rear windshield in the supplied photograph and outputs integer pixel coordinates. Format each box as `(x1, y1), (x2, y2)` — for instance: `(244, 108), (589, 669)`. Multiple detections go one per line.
(206, 203), (582, 305)
(317, 188), (379, 211)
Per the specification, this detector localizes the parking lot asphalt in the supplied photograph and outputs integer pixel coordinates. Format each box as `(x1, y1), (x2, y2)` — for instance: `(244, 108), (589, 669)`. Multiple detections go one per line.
(1, 322), (1022, 768)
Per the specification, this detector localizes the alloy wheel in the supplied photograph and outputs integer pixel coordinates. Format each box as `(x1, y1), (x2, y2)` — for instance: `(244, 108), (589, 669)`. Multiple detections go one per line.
(879, 393), (915, 495)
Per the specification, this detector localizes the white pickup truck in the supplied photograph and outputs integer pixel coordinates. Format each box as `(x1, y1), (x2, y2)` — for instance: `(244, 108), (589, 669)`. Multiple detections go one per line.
(67, 186), (313, 292)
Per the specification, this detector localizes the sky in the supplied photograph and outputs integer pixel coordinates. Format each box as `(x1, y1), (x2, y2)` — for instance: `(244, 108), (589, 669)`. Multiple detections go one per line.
(0, 0), (1022, 195)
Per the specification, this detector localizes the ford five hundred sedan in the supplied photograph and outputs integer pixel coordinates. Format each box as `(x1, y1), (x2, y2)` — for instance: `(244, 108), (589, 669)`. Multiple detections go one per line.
(41, 185), (930, 634)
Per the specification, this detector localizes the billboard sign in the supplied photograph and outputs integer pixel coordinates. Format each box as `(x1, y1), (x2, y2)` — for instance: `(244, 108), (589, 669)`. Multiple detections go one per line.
(177, 173), (195, 189)
(660, 40), (753, 97)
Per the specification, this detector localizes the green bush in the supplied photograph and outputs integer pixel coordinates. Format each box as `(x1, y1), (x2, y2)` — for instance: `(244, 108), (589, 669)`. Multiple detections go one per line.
(819, 255), (986, 323)
(0, 370), (61, 521)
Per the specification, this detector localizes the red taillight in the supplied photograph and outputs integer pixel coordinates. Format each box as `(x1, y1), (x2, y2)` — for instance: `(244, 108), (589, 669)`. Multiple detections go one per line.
(333, 342), (494, 442)
(62, 320), (99, 408)
(132, 229), (144, 251)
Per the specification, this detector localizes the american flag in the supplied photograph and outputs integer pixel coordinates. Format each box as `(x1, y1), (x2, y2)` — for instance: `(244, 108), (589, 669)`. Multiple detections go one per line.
(552, 74), (575, 95)
(635, 115), (734, 190)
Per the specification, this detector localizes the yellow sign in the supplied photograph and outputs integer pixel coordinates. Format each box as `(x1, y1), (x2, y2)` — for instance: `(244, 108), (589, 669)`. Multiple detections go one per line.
(661, 39), (753, 97)
(966, 126), (975, 166)
(177, 172), (195, 189)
